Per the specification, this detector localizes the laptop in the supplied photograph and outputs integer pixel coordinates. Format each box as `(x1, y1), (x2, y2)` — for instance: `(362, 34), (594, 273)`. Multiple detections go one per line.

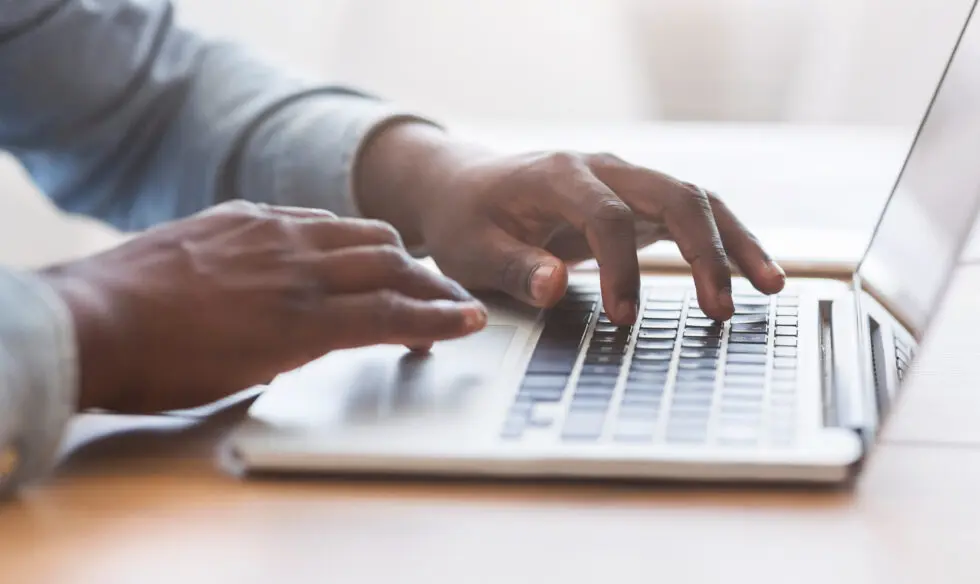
(223, 1), (980, 485)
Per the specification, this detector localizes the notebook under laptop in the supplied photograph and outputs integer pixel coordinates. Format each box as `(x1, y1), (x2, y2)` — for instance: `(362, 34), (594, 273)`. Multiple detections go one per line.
(223, 1), (980, 485)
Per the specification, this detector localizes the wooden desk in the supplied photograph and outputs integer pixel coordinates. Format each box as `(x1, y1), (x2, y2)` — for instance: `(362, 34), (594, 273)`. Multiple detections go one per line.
(3, 265), (980, 584)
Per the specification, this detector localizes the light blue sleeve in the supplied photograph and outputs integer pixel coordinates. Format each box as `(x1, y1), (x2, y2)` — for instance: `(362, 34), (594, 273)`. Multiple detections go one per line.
(0, 0), (433, 497)
(0, 269), (77, 499)
(0, 0), (429, 229)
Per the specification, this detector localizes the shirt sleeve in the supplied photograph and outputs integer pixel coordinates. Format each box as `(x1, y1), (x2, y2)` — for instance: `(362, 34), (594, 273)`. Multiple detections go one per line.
(0, 268), (77, 500)
(0, 0), (435, 230)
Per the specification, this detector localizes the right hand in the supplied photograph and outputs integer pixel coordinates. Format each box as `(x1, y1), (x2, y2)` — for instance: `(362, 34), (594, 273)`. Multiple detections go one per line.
(40, 201), (487, 413)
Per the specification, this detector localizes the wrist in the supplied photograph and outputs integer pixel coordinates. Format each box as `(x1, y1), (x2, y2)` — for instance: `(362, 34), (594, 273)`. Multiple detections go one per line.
(39, 267), (125, 411)
(354, 120), (488, 249)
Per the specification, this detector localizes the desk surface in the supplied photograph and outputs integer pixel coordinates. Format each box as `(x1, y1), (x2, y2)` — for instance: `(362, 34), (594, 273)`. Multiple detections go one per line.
(4, 263), (980, 584)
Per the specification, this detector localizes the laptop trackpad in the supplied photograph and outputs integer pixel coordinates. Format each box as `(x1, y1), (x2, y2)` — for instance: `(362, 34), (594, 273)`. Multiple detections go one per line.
(249, 325), (520, 431)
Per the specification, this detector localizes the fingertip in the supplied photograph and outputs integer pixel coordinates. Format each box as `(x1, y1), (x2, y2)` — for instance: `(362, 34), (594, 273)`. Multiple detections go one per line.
(763, 260), (787, 293)
(461, 301), (489, 332)
(407, 342), (434, 353)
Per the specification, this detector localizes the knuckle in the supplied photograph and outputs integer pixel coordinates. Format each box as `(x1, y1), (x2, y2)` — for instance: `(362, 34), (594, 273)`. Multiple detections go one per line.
(374, 244), (413, 273)
(589, 151), (626, 168)
(537, 151), (582, 174)
(365, 220), (404, 247)
(592, 199), (635, 225)
(372, 290), (404, 334)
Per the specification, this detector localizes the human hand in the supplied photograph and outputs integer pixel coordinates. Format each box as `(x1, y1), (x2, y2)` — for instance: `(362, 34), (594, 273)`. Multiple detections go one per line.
(41, 201), (486, 413)
(357, 123), (785, 325)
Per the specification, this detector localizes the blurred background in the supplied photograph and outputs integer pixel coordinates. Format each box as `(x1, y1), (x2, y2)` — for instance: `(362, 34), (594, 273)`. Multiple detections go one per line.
(0, 0), (974, 266)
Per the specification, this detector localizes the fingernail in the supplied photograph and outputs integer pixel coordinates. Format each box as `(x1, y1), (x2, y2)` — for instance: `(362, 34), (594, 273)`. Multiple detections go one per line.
(529, 264), (556, 302)
(463, 303), (488, 330)
(767, 260), (786, 281)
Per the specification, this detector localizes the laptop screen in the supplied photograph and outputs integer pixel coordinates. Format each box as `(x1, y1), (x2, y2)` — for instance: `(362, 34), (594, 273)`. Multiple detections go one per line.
(857, 0), (980, 337)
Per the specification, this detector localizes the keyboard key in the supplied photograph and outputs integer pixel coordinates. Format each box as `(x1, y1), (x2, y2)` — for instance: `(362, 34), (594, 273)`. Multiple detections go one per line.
(725, 363), (766, 376)
(644, 310), (682, 320)
(716, 426), (760, 444)
(675, 369), (717, 382)
(677, 358), (718, 370)
(626, 370), (669, 384)
(638, 329), (677, 340)
(588, 344), (626, 355)
(619, 401), (660, 423)
(774, 337), (797, 347)
(585, 354), (623, 365)
(730, 322), (768, 334)
(776, 316), (799, 327)
(518, 388), (565, 402)
(647, 289), (686, 301)
(775, 326), (798, 337)
(640, 320), (681, 330)
(632, 350), (674, 361)
(774, 346), (797, 358)
(672, 381), (716, 394)
(720, 402), (763, 415)
(682, 337), (722, 349)
(731, 313), (768, 324)
(594, 323), (626, 334)
(645, 301), (683, 311)
(773, 357), (797, 369)
(630, 361), (672, 373)
(723, 375), (765, 389)
(721, 393), (764, 404)
(686, 317), (720, 328)
(729, 333), (767, 344)
(671, 393), (714, 407)
(561, 413), (606, 441)
(522, 374), (569, 388)
(727, 343), (767, 354)
(734, 304), (769, 314)
(589, 334), (629, 346)
(726, 352), (766, 364)
(686, 308), (708, 318)
(733, 295), (769, 305)
(666, 426), (708, 444)
(635, 339), (675, 350)
(776, 307), (798, 317)
(778, 296), (800, 307)
(680, 348), (721, 359)
(772, 368), (797, 381)
(580, 364), (622, 376)
(575, 378), (617, 392)
(613, 419), (656, 442)
(770, 381), (796, 394)
(685, 328), (723, 338)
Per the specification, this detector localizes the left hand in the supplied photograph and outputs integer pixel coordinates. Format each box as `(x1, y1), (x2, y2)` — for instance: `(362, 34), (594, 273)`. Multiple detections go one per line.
(357, 123), (786, 325)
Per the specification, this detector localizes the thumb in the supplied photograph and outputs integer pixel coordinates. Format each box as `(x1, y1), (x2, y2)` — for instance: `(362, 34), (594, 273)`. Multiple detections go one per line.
(471, 232), (569, 308)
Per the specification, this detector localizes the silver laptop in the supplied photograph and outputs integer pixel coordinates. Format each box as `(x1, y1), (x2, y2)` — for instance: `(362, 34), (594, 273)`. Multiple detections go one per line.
(224, 2), (980, 485)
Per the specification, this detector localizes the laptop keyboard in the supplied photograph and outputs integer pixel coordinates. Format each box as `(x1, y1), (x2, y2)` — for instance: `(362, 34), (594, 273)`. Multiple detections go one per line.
(501, 287), (800, 447)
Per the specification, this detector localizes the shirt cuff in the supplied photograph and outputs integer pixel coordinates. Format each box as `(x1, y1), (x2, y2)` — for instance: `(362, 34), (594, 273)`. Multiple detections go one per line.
(0, 269), (77, 499)
(235, 92), (441, 224)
